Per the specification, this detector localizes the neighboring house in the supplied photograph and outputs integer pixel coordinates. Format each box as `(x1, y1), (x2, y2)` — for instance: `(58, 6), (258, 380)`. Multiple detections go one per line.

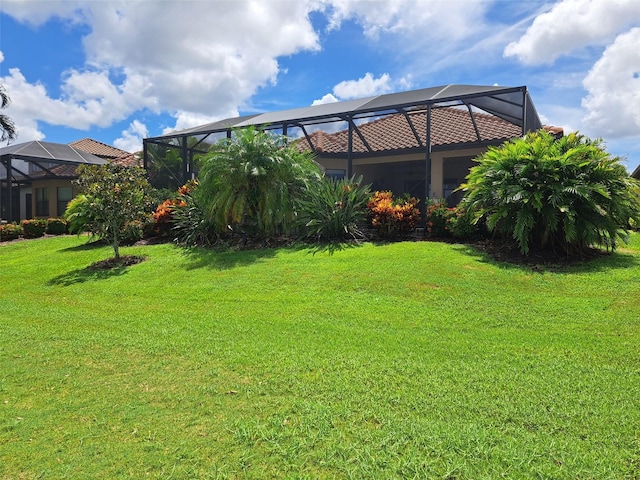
(28, 139), (139, 220)
(632, 164), (640, 180)
(0, 138), (136, 222)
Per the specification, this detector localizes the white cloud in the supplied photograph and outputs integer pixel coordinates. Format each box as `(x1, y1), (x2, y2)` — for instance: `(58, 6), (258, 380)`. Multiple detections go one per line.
(0, 0), (85, 27)
(114, 119), (148, 153)
(504, 0), (640, 65)
(312, 93), (339, 106)
(333, 73), (392, 99)
(582, 28), (640, 138)
(1, 0), (323, 136)
(324, 0), (487, 41)
(1, 66), (151, 139)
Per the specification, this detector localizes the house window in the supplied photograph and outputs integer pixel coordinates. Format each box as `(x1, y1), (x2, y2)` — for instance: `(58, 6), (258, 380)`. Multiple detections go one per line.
(325, 169), (346, 180)
(35, 187), (49, 217)
(57, 187), (73, 216)
(443, 178), (458, 200)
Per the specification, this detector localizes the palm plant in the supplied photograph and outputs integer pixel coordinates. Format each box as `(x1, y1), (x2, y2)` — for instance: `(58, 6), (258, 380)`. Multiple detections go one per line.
(1, 84), (17, 144)
(459, 130), (640, 255)
(195, 127), (321, 240)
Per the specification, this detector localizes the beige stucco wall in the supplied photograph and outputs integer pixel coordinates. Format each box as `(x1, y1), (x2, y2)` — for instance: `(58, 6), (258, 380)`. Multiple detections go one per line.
(315, 145), (487, 201)
(30, 179), (80, 218)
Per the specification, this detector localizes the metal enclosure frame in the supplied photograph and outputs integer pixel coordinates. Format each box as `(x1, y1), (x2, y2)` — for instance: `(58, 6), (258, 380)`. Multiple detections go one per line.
(0, 141), (107, 223)
(144, 84), (542, 206)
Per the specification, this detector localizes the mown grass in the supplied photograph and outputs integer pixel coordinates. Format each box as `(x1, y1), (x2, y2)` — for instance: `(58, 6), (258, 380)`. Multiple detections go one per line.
(1, 234), (639, 479)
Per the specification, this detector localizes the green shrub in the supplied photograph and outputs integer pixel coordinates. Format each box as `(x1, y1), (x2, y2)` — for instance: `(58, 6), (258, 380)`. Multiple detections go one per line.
(445, 207), (479, 240)
(459, 130), (640, 255)
(171, 186), (219, 247)
(64, 194), (97, 235)
(21, 219), (47, 238)
(46, 218), (68, 235)
(426, 200), (451, 237)
(295, 175), (371, 241)
(0, 223), (22, 241)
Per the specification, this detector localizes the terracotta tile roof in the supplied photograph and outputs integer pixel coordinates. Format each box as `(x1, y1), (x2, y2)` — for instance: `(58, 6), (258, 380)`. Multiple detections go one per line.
(28, 163), (79, 179)
(543, 125), (564, 138)
(68, 138), (132, 159)
(293, 107), (522, 155)
(111, 152), (141, 167)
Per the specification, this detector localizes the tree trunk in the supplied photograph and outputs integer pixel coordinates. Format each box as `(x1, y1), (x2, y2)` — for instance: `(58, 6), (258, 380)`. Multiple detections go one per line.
(112, 223), (120, 259)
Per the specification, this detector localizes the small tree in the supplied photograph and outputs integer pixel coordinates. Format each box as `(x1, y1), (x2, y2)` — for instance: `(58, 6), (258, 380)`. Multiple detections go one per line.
(459, 130), (640, 255)
(75, 163), (153, 259)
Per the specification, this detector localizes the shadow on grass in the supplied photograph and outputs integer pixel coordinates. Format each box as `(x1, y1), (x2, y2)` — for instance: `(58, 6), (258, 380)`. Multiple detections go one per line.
(59, 238), (106, 252)
(48, 264), (129, 286)
(178, 239), (363, 270)
(179, 245), (282, 270)
(453, 242), (640, 273)
(306, 240), (363, 255)
(48, 256), (144, 286)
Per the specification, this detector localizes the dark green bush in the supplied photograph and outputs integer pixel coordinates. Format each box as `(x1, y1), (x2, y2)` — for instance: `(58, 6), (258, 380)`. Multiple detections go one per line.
(21, 219), (47, 238)
(171, 187), (219, 247)
(196, 127), (322, 240)
(64, 194), (96, 235)
(445, 207), (479, 240)
(295, 175), (371, 241)
(459, 130), (640, 255)
(426, 201), (451, 237)
(0, 223), (22, 241)
(46, 218), (68, 235)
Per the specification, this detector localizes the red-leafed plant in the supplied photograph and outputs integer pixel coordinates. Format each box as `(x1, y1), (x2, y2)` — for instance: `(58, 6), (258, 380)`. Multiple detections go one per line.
(152, 181), (194, 236)
(367, 191), (420, 239)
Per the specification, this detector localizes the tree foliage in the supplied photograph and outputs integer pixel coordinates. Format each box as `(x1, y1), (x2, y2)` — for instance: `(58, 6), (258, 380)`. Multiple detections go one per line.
(1, 84), (17, 144)
(459, 130), (640, 255)
(196, 127), (322, 238)
(74, 163), (153, 259)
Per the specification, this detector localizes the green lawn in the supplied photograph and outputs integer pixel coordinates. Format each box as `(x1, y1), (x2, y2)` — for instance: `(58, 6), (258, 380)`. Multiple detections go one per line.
(1, 234), (639, 479)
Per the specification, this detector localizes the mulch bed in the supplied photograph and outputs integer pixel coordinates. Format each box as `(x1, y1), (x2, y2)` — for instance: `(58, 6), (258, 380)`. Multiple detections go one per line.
(88, 255), (146, 270)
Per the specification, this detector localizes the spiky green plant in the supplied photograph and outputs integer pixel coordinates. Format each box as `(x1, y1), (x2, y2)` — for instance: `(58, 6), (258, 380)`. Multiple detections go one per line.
(196, 127), (322, 239)
(459, 130), (640, 255)
(295, 175), (371, 241)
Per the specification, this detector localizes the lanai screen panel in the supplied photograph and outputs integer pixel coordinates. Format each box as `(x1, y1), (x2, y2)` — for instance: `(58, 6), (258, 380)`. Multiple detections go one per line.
(146, 85), (539, 144)
(143, 84), (542, 183)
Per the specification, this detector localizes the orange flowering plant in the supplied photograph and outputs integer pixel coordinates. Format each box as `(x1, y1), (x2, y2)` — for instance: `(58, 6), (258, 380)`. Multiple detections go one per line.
(367, 191), (420, 239)
(152, 180), (196, 236)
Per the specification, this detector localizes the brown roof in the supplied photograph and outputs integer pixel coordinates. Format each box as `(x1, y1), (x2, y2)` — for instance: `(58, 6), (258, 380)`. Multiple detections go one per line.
(543, 125), (564, 138)
(294, 107), (522, 155)
(632, 164), (640, 180)
(28, 163), (79, 179)
(68, 138), (131, 160)
(111, 152), (141, 167)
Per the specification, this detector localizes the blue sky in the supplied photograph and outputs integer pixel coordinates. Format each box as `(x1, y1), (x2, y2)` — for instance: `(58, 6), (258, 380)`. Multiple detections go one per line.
(1, 0), (639, 173)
